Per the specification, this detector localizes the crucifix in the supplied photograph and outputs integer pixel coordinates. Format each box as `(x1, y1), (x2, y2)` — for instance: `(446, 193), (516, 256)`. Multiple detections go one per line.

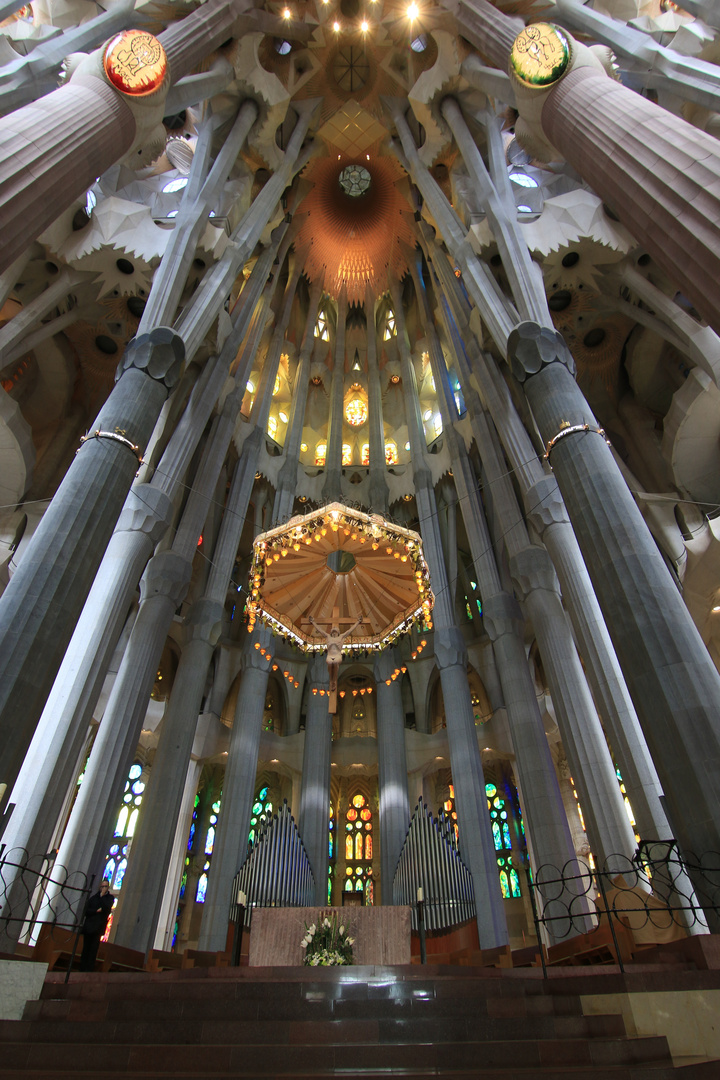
(306, 606), (364, 713)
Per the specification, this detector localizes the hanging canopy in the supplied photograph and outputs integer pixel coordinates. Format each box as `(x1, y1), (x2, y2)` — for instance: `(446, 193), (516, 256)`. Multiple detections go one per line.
(246, 503), (433, 651)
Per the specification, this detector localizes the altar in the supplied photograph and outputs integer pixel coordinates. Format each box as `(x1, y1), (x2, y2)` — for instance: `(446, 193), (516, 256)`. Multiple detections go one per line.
(248, 906), (411, 967)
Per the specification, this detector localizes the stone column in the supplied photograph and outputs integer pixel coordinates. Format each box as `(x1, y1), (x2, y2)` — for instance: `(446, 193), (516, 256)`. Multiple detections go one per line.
(365, 282), (389, 514)
(0, 235), (284, 867)
(424, 236), (671, 848)
(390, 274), (507, 948)
(52, 390), (244, 904)
(509, 324), (720, 892)
(374, 648), (411, 899)
(198, 626), (274, 951)
(298, 654), (332, 906)
(274, 277), (324, 523)
(322, 286), (347, 504)
(153, 759), (202, 951)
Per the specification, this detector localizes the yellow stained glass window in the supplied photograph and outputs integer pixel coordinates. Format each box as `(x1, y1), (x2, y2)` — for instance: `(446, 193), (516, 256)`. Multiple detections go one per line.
(267, 415), (277, 439)
(345, 397), (368, 426)
(315, 442), (326, 466)
(273, 374), (280, 395)
(352, 795), (365, 808)
(385, 441), (398, 465)
(342, 444), (352, 466)
(361, 444), (369, 466)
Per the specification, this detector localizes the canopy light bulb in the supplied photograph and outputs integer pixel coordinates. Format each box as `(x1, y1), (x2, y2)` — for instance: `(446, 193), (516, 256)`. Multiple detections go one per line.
(282, 7), (291, 18)
(407, 2), (419, 19)
(361, 19), (368, 31)
(333, 19), (340, 30)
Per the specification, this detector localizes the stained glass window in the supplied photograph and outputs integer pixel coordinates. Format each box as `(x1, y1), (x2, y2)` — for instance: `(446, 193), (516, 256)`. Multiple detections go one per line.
(339, 164), (371, 198)
(385, 441), (398, 465)
(345, 397), (368, 426)
(342, 444), (352, 466)
(315, 309), (330, 342)
(383, 309), (396, 341)
(273, 374), (281, 396)
(361, 444), (369, 466)
(248, 786), (272, 852)
(195, 798), (222, 902)
(345, 794), (373, 904)
(103, 762), (144, 891)
(315, 442), (327, 466)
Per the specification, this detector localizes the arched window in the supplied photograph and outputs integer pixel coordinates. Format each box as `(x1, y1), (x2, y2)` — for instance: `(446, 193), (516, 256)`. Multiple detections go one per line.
(267, 415), (278, 440)
(383, 308), (396, 341)
(345, 396), (368, 426)
(442, 782), (524, 899)
(195, 797), (221, 902)
(344, 794), (374, 904)
(342, 443), (352, 466)
(384, 441), (398, 465)
(315, 442), (327, 466)
(103, 762), (144, 892)
(361, 444), (369, 466)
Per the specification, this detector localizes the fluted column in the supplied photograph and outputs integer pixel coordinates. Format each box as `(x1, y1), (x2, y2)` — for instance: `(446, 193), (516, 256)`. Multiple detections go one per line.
(0, 234), (285, 853)
(322, 286), (347, 504)
(298, 654), (333, 905)
(274, 277), (324, 522)
(390, 274), (507, 948)
(198, 627), (274, 950)
(365, 282), (389, 513)
(374, 648), (410, 900)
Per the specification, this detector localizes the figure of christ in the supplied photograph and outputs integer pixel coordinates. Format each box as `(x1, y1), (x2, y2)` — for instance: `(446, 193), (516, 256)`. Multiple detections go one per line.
(308, 613), (364, 696)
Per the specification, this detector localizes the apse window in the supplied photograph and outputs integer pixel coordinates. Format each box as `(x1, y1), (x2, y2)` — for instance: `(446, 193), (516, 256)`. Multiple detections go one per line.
(162, 177), (188, 193)
(315, 442), (327, 466)
(339, 164), (371, 198)
(383, 309), (396, 340)
(345, 396), (368, 425)
(410, 34), (427, 52)
(315, 309), (330, 341)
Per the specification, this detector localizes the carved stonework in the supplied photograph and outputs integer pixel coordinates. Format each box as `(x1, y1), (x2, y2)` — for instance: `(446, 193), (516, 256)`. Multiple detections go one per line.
(509, 546), (561, 603)
(481, 592), (523, 643)
(139, 549), (192, 605)
(525, 476), (569, 536)
(116, 327), (185, 389)
(507, 322), (576, 385)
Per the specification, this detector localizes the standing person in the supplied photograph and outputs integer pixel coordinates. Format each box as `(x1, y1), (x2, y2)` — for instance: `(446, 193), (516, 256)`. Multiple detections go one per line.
(78, 879), (114, 971)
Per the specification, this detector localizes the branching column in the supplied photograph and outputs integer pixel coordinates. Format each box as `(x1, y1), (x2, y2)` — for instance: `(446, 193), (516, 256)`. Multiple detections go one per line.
(366, 282), (390, 514)
(298, 655), (333, 906)
(322, 286), (348, 505)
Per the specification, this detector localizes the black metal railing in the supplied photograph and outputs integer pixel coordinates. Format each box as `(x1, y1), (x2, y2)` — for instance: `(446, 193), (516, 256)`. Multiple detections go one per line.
(528, 844), (720, 977)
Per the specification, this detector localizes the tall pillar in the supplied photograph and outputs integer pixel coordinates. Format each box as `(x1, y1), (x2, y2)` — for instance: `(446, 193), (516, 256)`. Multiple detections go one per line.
(508, 324), (720, 895)
(0, 232), (286, 865)
(274, 277), (324, 522)
(390, 274), (507, 948)
(424, 235), (671, 848)
(52, 390), (245, 904)
(406, 260), (586, 920)
(322, 286), (348, 504)
(374, 648), (410, 899)
(365, 282), (390, 514)
(298, 654), (332, 906)
(198, 627), (274, 951)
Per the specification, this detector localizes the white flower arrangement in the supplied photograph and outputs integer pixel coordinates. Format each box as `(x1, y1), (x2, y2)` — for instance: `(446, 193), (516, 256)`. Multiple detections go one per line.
(300, 912), (354, 966)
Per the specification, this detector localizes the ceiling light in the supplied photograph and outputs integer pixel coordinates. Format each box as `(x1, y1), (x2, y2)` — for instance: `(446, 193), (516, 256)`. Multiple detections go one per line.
(407, 3), (419, 19)
(333, 19), (340, 31)
(282, 7), (291, 18)
(713, 605), (720, 613)
(361, 19), (368, 31)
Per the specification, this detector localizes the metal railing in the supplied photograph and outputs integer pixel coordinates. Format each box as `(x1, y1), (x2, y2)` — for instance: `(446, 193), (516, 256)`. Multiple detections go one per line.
(528, 843), (720, 976)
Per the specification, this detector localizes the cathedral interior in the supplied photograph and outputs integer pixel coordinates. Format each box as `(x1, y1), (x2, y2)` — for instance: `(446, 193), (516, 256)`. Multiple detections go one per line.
(2, 0), (720, 962)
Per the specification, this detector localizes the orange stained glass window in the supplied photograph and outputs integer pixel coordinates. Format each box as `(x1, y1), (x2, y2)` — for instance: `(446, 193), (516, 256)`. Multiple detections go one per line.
(361, 444), (369, 465)
(385, 441), (398, 465)
(352, 795), (365, 808)
(315, 442), (326, 466)
(355, 832), (363, 860)
(347, 808), (358, 821)
(365, 834), (372, 859)
(342, 444), (352, 466)
(346, 833), (354, 860)
(360, 808), (371, 821)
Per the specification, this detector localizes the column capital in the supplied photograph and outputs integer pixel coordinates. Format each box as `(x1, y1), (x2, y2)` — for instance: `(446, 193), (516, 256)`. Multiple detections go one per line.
(509, 545), (561, 603)
(374, 646), (401, 683)
(481, 591), (523, 642)
(433, 626), (468, 670)
(115, 483), (174, 541)
(184, 597), (225, 647)
(117, 327), (185, 390)
(525, 475), (569, 536)
(307, 652), (330, 687)
(139, 549), (192, 605)
(507, 322), (576, 385)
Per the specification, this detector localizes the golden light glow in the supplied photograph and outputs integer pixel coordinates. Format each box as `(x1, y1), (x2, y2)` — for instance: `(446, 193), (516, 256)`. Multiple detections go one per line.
(407, 3), (419, 19)
(361, 19), (369, 31)
(103, 30), (167, 96)
(333, 19), (340, 31)
(282, 7), (291, 18)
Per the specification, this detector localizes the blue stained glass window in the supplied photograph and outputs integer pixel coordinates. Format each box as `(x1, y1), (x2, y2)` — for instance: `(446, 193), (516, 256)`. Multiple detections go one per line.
(492, 821), (503, 850)
(196, 873), (208, 903)
(109, 844), (119, 856)
(115, 806), (128, 837)
(510, 867), (521, 898)
(104, 860), (115, 882)
(502, 821), (512, 849)
(114, 858), (127, 890)
(187, 823), (195, 850)
(205, 825), (215, 855)
(329, 836), (333, 858)
(259, 787), (268, 800)
(129, 764), (142, 781)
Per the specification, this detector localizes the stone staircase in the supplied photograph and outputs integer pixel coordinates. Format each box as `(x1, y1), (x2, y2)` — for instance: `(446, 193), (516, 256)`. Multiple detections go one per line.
(0, 964), (718, 1078)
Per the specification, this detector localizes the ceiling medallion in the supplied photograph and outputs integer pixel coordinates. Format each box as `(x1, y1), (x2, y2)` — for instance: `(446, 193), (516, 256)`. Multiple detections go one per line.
(339, 164), (371, 198)
(510, 23), (570, 88)
(333, 44), (370, 93)
(103, 30), (167, 96)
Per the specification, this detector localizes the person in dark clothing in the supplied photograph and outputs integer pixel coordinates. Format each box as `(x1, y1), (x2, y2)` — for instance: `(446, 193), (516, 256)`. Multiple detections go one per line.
(78, 879), (114, 971)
